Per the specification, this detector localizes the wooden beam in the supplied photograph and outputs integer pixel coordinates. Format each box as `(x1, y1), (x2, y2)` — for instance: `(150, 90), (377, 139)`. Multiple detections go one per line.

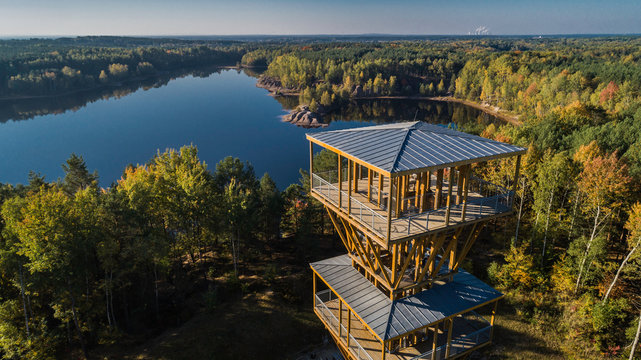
(339, 298), (343, 338)
(456, 166), (464, 205)
(338, 155), (343, 209)
(313, 272), (316, 305)
(386, 177), (393, 241)
(353, 161), (359, 193)
(367, 169), (373, 201)
(431, 323), (439, 360)
(366, 237), (393, 288)
(394, 239), (419, 289)
(432, 228), (462, 278)
(453, 223), (485, 271)
(490, 300), (498, 341)
(445, 318), (454, 358)
(309, 141), (314, 191)
(417, 233), (447, 283)
(347, 308), (351, 348)
(381, 341), (386, 360)
(391, 243), (398, 291)
(445, 167), (454, 226)
(512, 155), (522, 207)
(347, 159), (352, 213)
(435, 169), (443, 209)
(326, 209), (349, 251)
(378, 173), (383, 206)
(461, 165), (470, 221)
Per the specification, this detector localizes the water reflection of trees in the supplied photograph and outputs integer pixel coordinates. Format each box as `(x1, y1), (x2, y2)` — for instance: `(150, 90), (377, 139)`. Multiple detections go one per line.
(0, 66), (250, 123)
(274, 96), (501, 133)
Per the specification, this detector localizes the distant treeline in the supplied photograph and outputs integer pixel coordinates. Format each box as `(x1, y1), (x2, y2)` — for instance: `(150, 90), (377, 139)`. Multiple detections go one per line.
(0, 37), (247, 97)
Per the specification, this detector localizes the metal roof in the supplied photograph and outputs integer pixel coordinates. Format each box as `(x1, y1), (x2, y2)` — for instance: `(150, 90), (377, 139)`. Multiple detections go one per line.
(311, 254), (503, 341)
(307, 121), (526, 174)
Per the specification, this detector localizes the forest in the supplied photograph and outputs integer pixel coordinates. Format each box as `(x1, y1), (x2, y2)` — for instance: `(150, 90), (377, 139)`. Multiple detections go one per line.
(1, 35), (641, 359)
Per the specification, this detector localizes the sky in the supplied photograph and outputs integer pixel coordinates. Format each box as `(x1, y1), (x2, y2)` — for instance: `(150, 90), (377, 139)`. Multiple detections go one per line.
(0, 0), (640, 37)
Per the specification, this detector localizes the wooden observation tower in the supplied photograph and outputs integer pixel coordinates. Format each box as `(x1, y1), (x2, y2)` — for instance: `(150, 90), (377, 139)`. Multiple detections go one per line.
(307, 121), (526, 360)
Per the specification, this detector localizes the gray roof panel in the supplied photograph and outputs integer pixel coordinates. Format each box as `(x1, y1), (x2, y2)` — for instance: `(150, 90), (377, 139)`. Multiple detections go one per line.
(308, 121), (526, 174)
(311, 254), (503, 341)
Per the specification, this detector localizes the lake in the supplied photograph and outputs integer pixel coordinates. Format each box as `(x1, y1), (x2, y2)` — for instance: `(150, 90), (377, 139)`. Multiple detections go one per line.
(0, 68), (499, 188)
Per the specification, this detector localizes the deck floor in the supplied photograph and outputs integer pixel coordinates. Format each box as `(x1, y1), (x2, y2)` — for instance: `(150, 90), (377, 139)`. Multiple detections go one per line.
(312, 176), (510, 242)
(317, 298), (489, 360)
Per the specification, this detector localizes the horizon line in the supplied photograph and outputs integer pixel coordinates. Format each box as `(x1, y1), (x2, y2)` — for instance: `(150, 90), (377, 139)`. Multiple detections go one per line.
(1, 32), (641, 39)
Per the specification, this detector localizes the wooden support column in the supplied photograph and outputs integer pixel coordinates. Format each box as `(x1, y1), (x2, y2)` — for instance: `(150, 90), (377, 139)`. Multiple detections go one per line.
(490, 301), (498, 341)
(423, 171), (431, 211)
(449, 234), (457, 272)
(456, 166), (464, 205)
(512, 155), (522, 207)
(395, 177), (402, 216)
(378, 173), (383, 205)
(387, 177), (393, 241)
(381, 341), (387, 360)
(431, 323), (439, 360)
(339, 298), (343, 338)
(435, 169), (444, 209)
(338, 155), (343, 209)
(391, 243), (398, 298)
(445, 318), (454, 358)
(309, 142), (314, 190)
(347, 308), (351, 348)
(367, 169), (373, 201)
(415, 172), (421, 208)
(353, 161), (359, 193)
(445, 167), (455, 226)
(348, 160), (352, 213)
(461, 165), (470, 221)
(312, 272), (316, 306)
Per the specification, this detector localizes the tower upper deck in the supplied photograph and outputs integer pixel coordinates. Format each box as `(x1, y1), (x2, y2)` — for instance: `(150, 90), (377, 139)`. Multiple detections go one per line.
(307, 121), (526, 247)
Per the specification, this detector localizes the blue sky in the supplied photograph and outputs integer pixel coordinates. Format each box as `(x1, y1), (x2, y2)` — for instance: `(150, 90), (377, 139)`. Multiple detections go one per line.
(0, 0), (639, 36)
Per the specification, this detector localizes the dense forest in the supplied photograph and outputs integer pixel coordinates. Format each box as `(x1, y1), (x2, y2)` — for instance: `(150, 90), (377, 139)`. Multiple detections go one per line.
(0, 37), (246, 97)
(1, 36), (641, 359)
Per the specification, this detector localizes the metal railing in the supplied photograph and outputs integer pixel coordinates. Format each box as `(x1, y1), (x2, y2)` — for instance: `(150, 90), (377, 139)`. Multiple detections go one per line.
(314, 290), (373, 360)
(406, 325), (492, 360)
(469, 176), (514, 208)
(312, 173), (387, 238)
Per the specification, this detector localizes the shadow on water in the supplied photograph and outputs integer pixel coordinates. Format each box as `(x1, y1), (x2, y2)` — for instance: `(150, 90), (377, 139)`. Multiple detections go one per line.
(0, 66), (260, 124)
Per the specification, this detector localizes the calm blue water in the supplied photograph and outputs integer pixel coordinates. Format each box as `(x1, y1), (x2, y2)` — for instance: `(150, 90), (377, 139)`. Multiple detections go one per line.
(0, 70), (374, 188)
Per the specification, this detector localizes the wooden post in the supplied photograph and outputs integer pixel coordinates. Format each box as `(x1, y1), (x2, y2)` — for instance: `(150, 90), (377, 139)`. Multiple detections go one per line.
(461, 165), (470, 221)
(414, 172), (421, 208)
(391, 243), (398, 297)
(338, 155), (343, 209)
(378, 173), (384, 205)
(431, 323), (439, 360)
(348, 160), (352, 213)
(423, 171), (431, 211)
(367, 168), (373, 201)
(490, 301), (498, 341)
(312, 272), (316, 306)
(381, 341), (387, 360)
(445, 318), (454, 357)
(309, 142), (314, 191)
(512, 155), (522, 207)
(387, 177), (393, 241)
(339, 298), (343, 338)
(435, 169), (443, 209)
(456, 166), (464, 205)
(347, 308), (352, 348)
(449, 236), (457, 272)
(354, 161), (359, 193)
(445, 167), (455, 226)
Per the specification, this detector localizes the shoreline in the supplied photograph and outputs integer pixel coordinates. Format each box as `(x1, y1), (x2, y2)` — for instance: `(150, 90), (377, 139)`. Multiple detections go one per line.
(0, 65), (240, 102)
(254, 76), (521, 126)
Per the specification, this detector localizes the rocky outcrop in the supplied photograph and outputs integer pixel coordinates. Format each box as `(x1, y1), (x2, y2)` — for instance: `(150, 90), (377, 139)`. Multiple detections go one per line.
(281, 105), (327, 128)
